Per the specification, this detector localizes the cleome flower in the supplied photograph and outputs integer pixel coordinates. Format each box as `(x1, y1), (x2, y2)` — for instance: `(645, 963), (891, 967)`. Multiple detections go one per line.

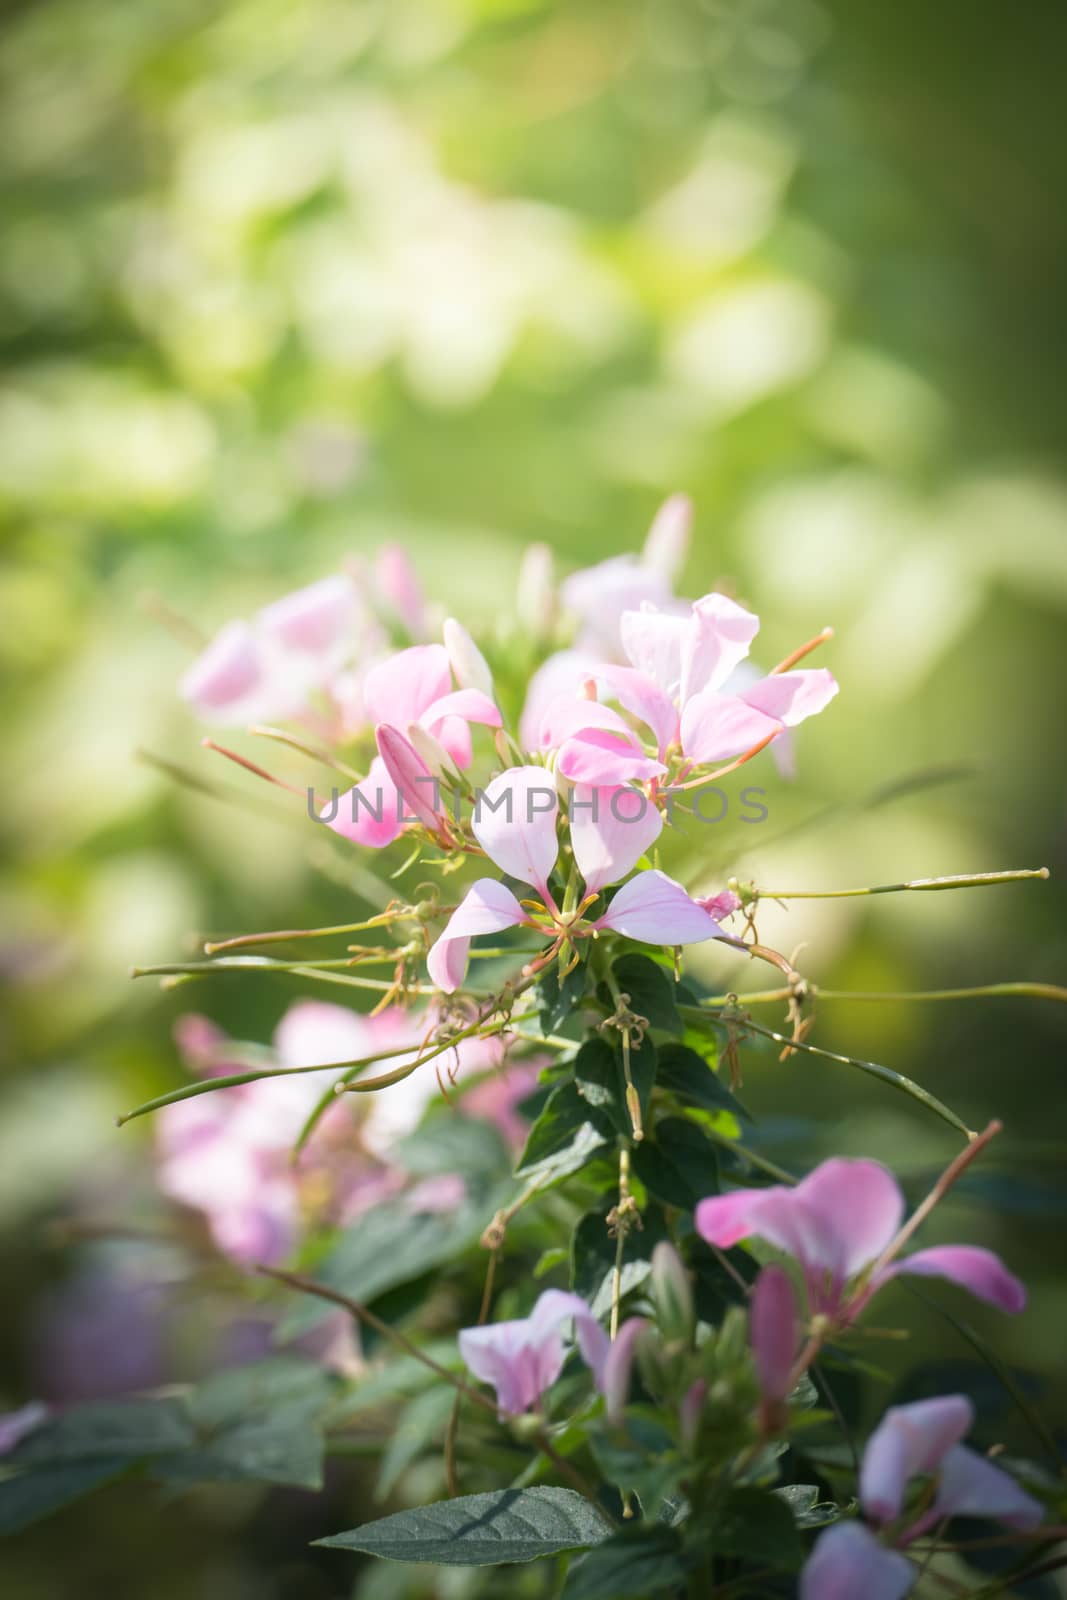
(695, 1156), (1026, 1328)
(529, 588), (837, 787)
(425, 765), (735, 992)
(800, 1394), (1043, 1599)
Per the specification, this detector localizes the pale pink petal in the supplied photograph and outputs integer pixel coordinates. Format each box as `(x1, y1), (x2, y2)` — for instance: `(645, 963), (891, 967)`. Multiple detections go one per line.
(273, 1000), (374, 1069)
(323, 756), (404, 848)
(750, 1265), (798, 1406)
(860, 1396), (974, 1523)
(794, 1159), (905, 1281)
(698, 889), (742, 921)
(933, 1444), (1044, 1529)
(695, 1187), (769, 1251)
(364, 644), (452, 729)
(619, 605), (688, 692)
(887, 1246), (1026, 1313)
(800, 1523), (915, 1600)
(258, 575), (356, 654)
(459, 1289), (593, 1415)
(376, 724), (442, 831)
(519, 650), (597, 751)
(376, 543), (427, 638)
(680, 593), (761, 702)
(471, 767), (559, 895)
(596, 869), (728, 945)
(433, 715), (473, 769)
(599, 1317), (649, 1423)
(564, 556), (675, 656)
(180, 621), (264, 717)
(426, 879), (529, 993)
(570, 784), (663, 895)
(739, 668), (839, 728)
(557, 729), (667, 786)
(443, 618), (494, 696)
(538, 695), (635, 752)
(420, 688), (502, 730)
(596, 664), (678, 756)
(679, 688), (783, 765)
(641, 492), (691, 584)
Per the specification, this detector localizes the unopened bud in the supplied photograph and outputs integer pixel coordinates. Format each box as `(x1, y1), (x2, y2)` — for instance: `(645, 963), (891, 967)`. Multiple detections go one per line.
(601, 1317), (648, 1425)
(678, 1378), (706, 1452)
(406, 721), (461, 786)
(651, 1242), (694, 1345)
(516, 542), (555, 637)
(443, 617), (494, 697)
(642, 493), (692, 584)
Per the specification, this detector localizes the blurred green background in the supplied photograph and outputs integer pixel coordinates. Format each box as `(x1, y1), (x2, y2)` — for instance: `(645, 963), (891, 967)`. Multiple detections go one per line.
(2, 0), (1066, 1594)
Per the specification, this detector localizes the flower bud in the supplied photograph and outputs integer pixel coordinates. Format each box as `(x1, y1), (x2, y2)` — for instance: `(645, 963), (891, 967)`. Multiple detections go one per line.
(750, 1265), (798, 1407)
(516, 542), (555, 637)
(443, 617), (494, 697)
(678, 1378), (706, 1453)
(641, 493), (692, 584)
(600, 1317), (648, 1425)
(376, 724), (440, 831)
(405, 721), (462, 787)
(651, 1242), (694, 1346)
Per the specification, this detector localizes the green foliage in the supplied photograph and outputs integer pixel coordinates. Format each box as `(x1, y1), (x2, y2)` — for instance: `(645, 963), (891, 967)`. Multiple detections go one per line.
(316, 1487), (613, 1565)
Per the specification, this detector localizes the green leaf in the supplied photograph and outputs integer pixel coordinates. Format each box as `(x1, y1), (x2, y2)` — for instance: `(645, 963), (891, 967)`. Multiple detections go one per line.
(277, 1201), (494, 1338)
(13, 1399), (195, 1466)
(616, 1030), (657, 1128)
(516, 1080), (614, 1187)
(774, 1484), (843, 1529)
(376, 1386), (457, 1501)
(394, 1114), (511, 1183)
(611, 954), (683, 1034)
(574, 1037), (628, 1134)
(573, 1202), (668, 1319)
(562, 1525), (690, 1599)
(152, 1402), (326, 1490)
(711, 1487), (802, 1568)
(327, 1341), (463, 1424)
(590, 1413), (684, 1519)
(316, 1486), (613, 1565)
(632, 1118), (719, 1210)
(0, 1459), (130, 1535)
(655, 1043), (752, 1122)
(539, 962), (588, 1034)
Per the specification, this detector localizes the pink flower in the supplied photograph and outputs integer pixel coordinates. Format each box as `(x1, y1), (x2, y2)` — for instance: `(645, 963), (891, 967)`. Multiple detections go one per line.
(800, 1395), (1043, 1599)
(180, 575), (367, 727)
(323, 641), (501, 848)
(695, 1157), (1026, 1326)
(749, 1265), (798, 1429)
(538, 589), (837, 786)
(459, 1289), (606, 1416)
(0, 1402), (48, 1455)
(426, 766), (732, 992)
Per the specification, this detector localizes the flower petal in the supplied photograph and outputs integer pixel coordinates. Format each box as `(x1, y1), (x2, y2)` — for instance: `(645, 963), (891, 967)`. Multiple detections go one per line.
(519, 650), (596, 751)
(180, 620), (265, 719)
(322, 757), (405, 848)
(459, 1289), (593, 1415)
(641, 492), (692, 584)
(597, 664), (679, 756)
(570, 784), (663, 895)
(739, 668), (839, 727)
(599, 1317), (649, 1424)
(680, 592), (761, 702)
(443, 617), (494, 696)
(421, 688), (502, 730)
(471, 766), (560, 896)
(558, 729), (667, 786)
(596, 869), (728, 945)
(376, 724), (442, 832)
(800, 1523), (915, 1600)
(793, 1158), (905, 1281)
(426, 879), (529, 993)
(888, 1246), (1026, 1313)
(258, 575), (356, 654)
(679, 688), (783, 765)
(364, 643), (452, 729)
(750, 1265), (798, 1407)
(860, 1396), (974, 1523)
(619, 605), (688, 692)
(933, 1444), (1044, 1529)
(539, 695), (635, 752)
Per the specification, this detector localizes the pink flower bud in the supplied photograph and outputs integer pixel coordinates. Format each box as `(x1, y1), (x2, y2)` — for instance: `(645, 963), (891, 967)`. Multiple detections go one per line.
(375, 724), (442, 832)
(750, 1264), (798, 1425)
(443, 617), (494, 697)
(641, 493), (692, 584)
(516, 542), (555, 636)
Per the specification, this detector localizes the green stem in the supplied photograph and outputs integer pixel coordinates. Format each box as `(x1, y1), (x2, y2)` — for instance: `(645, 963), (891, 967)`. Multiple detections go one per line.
(758, 868), (1049, 898)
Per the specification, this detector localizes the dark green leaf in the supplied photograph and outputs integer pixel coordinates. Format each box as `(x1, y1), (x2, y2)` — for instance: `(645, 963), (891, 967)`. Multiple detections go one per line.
(152, 1402), (325, 1490)
(316, 1486), (613, 1564)
(0, 1459), (130, 1536)
(616, 1030), (657, 1128)
(516, 1080), (614, 1187)
(394, 1114), (510, 1184)
(656, 1043), (752, 1122)
(610, 954), (682, 1034)
(574, 1037), (628, 1134)
(712, 1487), (802, 1568)
(562, 1526), (690, 1599)
(633, 1118), (719, 1210)
(13, 1399), (195, 1467)
(539, 962), (588, 1034)
(573, 1202), (668, 1319)
(590, 1414), (683, 1519)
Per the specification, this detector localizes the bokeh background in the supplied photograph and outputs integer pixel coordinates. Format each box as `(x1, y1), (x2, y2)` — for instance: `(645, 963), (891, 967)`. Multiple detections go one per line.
(2, 0), (1066, 1595)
